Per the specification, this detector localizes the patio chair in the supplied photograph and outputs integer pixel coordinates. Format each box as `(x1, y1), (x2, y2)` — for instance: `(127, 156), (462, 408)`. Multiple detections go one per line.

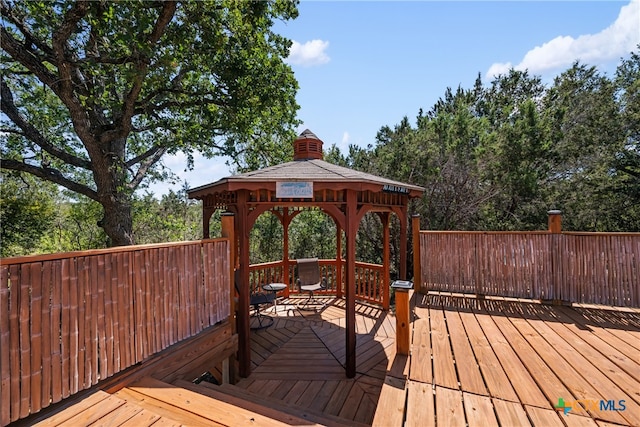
(295, 258), (328, 310)
(234, 270), (275, 329)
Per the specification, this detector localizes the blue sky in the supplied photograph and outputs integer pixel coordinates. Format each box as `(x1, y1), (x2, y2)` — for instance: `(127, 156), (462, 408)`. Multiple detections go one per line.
(149, 0), (639, 196)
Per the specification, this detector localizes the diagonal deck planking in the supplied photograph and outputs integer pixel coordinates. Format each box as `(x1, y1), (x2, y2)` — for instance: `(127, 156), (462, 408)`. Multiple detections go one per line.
(236, 297), (394, 425)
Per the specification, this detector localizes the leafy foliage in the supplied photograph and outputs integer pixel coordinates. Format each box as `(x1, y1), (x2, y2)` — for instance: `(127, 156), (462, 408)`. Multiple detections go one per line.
(0, 172), (56, 256)
(348, 47), (640, 233)
(1, 0), (300, 245)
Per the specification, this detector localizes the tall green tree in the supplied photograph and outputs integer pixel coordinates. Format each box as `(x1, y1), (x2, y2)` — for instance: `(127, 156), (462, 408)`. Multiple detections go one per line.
(478, 70), (550, 229)
(1, 0), (300, 246)
(613, 48), (640, 224)
(542, 62), (628, 230)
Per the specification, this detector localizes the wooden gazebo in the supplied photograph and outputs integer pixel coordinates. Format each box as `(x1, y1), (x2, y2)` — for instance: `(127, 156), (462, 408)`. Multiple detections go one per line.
(188, 130), (424, 378)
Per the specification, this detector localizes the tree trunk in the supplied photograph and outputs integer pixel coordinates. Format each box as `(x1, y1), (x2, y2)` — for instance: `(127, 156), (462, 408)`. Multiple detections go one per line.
(100, 195), (134, 246)
(91, 138), (135, 247)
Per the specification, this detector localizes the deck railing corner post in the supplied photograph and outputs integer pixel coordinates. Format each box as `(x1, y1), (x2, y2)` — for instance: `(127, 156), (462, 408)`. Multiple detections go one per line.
(547, 210), (563, 304)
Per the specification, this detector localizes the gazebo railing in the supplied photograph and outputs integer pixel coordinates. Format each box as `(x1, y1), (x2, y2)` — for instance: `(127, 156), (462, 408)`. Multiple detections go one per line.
(248, 259), (386, 306)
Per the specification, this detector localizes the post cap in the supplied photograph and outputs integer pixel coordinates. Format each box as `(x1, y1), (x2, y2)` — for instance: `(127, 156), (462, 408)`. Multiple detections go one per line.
(391, 280), (413, 289)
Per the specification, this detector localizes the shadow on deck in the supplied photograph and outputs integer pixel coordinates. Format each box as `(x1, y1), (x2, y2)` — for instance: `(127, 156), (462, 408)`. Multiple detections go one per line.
(374, 292), (640, 427)
(24, 294), (640, 426)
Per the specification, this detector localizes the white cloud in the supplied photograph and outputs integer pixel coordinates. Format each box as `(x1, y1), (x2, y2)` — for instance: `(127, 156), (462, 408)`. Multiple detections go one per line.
(341, 132), (350, 144)
(487, 0), (640, 79)
(286, 39), (330, 67)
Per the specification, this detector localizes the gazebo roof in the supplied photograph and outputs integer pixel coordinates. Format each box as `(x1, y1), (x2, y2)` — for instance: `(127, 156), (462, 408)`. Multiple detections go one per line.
(188, 130), (425, 199)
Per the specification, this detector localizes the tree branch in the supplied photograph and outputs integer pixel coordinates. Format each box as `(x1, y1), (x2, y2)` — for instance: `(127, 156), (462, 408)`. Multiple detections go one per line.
(103, 1), (177, 145)
(0, 0), (54, 58)
(0, 159), (99, 201)
(48, 1), (99, 147)
(127, 146), (168, 191)
(1, 77), (93, 170)
(0, 27), (58, 89)
(125, 145), (165, 168)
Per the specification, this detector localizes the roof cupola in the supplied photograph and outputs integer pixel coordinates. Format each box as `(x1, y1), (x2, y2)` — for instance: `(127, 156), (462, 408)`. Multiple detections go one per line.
(293, 129), (323, 160)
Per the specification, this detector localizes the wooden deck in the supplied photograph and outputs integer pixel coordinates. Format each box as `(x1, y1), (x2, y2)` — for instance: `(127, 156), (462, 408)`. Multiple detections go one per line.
(25, 294), (640, 426)
(375, 292), (640, 427)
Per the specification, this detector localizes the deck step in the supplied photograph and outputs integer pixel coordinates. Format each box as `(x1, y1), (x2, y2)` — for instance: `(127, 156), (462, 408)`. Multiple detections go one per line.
(178, 380), (369, 427)
(118, 376), (334, 426)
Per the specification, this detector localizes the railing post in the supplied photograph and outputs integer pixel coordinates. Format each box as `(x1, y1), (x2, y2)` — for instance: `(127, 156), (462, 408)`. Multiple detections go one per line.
(392, 280), (413, 356)
(412, 215), (421, 293)
(548, 210), (562, 234)
(547, 210), (563, 305)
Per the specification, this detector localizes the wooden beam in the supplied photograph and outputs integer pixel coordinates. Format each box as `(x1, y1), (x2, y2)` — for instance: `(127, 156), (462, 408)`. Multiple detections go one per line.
(399, 206), (408, 280)
(336, 224), (343, 298)
(345, 190), (357, 378)
(412, 215), (422, 293)
(236, 191), (251, 377)
(381, 212), (390, 311)
(220, 213), (236, 335)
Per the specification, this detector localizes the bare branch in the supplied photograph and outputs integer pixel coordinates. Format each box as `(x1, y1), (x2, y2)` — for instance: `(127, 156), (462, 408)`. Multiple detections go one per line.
(125, 145), (165, 168)
(128, 146), (167, 191)
(0, 158), (98, 201)
(1, 77), (93, 170)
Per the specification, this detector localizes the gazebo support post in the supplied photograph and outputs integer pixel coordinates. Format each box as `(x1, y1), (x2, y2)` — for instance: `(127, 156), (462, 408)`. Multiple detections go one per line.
(221, 213), (236, 334)
(221, 212), (237, 383)
(237, 191), (252, 378)
(336, 224), (343, 298)
(282, 208), (291, 297)
(345, 190), (357, 378)
(399, 207), (408, 280)
(381, 213), (391, 311)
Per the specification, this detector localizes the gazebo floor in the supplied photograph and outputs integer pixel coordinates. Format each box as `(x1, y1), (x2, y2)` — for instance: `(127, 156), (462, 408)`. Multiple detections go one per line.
(238, 297), (396, 425)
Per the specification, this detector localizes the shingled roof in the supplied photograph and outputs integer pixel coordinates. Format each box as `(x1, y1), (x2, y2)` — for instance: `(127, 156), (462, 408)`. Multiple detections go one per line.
(188, 130), (425, 198)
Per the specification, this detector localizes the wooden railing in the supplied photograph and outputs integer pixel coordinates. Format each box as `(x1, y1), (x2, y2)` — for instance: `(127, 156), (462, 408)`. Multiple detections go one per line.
(417, 231), (639, 307)
(0, 239), (231, 426)
(248, 259), (386, 305)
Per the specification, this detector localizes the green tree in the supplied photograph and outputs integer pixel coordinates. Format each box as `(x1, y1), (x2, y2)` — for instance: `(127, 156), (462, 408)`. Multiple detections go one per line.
(133, 186), (202, 244)
(0, 172), (57, 256)
(1, 0), (300, 246)
(542, 62), (628, 230)
(39, 194), (107, 253)
(477, 69), (550, 229)
(612, 47), (640, 227)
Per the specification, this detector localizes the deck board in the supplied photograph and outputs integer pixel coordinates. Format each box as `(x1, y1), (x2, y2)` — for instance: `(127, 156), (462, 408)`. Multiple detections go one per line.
(393, 293), (640, 427)
(31, 294), (640, 427)
(405, 381), (434, 427)
(462, 392), (498, 427)
(429, 308), (459, 389)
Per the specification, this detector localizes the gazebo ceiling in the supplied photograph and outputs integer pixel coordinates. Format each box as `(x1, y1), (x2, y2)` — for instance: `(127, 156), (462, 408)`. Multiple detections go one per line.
(187, 130), (425, 200)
